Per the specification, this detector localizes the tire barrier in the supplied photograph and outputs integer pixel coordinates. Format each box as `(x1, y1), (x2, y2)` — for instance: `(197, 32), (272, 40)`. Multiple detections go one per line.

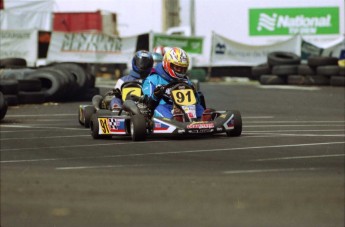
(0, 91), (8, 121)
(267, 51), (301, 66)
(251, 52), (344, 87)
(0, 58), (27, 69)
(0, 63), (98, 105)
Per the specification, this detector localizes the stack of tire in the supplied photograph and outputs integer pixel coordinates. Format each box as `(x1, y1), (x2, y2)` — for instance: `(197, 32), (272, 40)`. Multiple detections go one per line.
(0, 91), (8, 121)
(251, 52), (345, 86)
(0, 58), (98, 106)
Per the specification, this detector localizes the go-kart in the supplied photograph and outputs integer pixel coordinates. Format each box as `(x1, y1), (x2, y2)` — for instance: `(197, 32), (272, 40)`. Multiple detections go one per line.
(78, 81), (143, 128)
(89, 81), (242, 141)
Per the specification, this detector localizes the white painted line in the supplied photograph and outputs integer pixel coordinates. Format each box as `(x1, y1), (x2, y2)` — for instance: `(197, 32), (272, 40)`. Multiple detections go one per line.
(245, 120), (345, 124)
(241, 116), (274, 119)
(245, 124), (345, 128)
(253, 154), (345, 162)
(56, 164), (146, 170)
(1, 141), (344, 163)
(5, 114), (77, 117)
(1, 129), (83, 133)
(0, 140), (166, 152)
(259, 85), (320, 91)
(0, 135), (90, 141)
(244, 133), (345, 138)
(0, 125), (85, 131)
(245, 129), (345, 133)
(223, 168), (320, 175)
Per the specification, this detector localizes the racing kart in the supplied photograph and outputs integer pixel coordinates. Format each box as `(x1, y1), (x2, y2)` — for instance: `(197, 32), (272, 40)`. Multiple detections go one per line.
(78, 81), (143, 128)
(89, 81), (242, 141)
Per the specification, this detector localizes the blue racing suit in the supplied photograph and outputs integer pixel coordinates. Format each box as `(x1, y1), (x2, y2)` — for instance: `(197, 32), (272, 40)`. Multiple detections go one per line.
(142, 63), (204, 118)
(110, 70), (143, 108)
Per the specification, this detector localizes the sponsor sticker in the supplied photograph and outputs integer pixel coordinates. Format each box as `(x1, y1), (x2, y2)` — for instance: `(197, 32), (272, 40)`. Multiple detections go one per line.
(187, 122), (214, 129)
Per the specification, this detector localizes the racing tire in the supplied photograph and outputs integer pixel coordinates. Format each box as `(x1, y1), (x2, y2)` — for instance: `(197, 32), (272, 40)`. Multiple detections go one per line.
(316, 65), (340, 76)
(297, 64), (316, 75)
(330, 76), (345, 87)
(251, 63), (271, 80)
(0, 58), (27, 68)
(53, 63), (88, 90)
(25, 69), (66, 100)
(84, 106), (96, 128)
(78, 107), (85, 126)
(0, 92), (8, 120)
(18, 79), (42, 92)
(18, 91), (45, 104)
(259, 75), (286, 85)
(4, 94), (18, 106)
(226, 110), (242, 137)
(267, 52), (301, 66)
(271, 65), (298, 76)
(130, 114), (146, 141)
(90, 114), (101, 139)
(307, 56), (339, 67)
(0, 79), (19, 95)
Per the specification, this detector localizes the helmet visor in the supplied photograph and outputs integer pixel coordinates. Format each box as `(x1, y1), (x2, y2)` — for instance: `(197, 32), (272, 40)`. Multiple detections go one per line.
(136, 56), (153, 71)
(171, 63), (187, 77)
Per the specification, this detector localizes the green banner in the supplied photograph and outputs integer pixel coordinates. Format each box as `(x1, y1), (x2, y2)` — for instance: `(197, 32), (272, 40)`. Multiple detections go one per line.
(153, 34), (203, 54)
(249, 7), (339, 36)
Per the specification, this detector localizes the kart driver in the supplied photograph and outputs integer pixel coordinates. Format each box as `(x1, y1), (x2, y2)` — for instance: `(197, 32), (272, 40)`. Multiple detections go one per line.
(142, 47), (209, 120)
(109, 50), (154, 109)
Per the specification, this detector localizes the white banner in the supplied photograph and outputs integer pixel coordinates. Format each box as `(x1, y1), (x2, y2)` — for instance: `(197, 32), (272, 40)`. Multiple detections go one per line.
(0, 30), (38, 66)
(0, 0), (54, 31)
(47, 31), (138, 64)
(211, 32), (301, 66)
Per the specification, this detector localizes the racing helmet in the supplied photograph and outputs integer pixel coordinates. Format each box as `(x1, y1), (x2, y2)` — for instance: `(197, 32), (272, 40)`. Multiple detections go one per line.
(162, 47), (189, 79)
(153, 46), (166, 56)
(152, 52), (163, 67)
(132, 50), (154, 79)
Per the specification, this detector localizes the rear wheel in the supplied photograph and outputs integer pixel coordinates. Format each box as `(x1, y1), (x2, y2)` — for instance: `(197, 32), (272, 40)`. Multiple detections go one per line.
(226, 110), (242, 137)
(130, 114), (147, 141)
(78, 107), (84, 126)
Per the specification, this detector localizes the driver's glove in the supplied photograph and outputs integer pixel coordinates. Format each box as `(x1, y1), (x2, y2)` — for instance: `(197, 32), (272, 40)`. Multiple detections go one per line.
(112, 88), (122, 99)
(153, 85), (165, 99)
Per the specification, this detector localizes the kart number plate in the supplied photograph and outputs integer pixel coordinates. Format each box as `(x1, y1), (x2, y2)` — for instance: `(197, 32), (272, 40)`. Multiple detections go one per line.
(171, 89), (196, 106)
(98, 118), (111, 134)
(122, 87), (142, 102)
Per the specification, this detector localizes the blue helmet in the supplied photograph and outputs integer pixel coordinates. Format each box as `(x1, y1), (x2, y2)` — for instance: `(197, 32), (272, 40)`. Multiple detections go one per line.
(132, 50), (154, 78)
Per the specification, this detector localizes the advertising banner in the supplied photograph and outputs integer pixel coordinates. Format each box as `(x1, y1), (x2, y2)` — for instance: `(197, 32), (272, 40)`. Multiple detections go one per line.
(152, 33), (203, 55)
(211, 32), (300, 66)
(0, 0), (54, 30)
(47, 32), (137, 63)
(249, 7), (339, 36)
(0, 30), (38, 66)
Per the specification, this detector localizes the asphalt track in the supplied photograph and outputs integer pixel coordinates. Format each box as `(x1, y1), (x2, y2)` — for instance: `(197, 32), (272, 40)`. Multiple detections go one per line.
(1, 81), (344, 227)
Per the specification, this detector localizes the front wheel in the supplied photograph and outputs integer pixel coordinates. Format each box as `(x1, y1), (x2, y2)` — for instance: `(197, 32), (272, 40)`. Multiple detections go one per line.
(226, 110), (242, 137)
(130, 114), (147, 141)
(90, 114), (101, 139)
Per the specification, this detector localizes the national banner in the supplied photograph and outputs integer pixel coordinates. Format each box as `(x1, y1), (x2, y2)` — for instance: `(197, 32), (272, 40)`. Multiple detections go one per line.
(249, 7), (340, 36)
(47, 31), (138, 63)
